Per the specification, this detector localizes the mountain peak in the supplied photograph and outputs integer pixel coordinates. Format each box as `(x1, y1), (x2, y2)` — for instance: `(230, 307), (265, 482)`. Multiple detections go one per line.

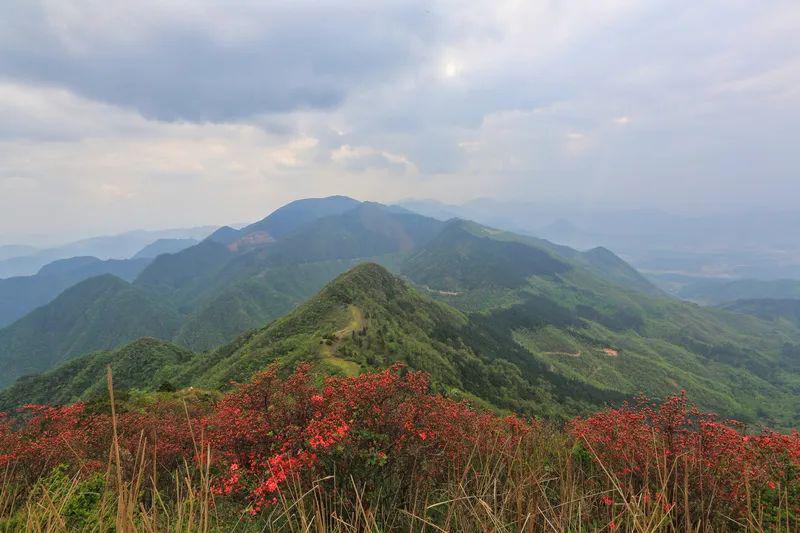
(242, 196), (362, 240)
(319, 262), (405, 303)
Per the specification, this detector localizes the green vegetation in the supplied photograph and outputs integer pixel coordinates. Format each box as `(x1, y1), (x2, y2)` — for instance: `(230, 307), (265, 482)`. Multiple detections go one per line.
(0, 337), (192, 410)
(721, 298), (800, 327)
(6, 259), (800, 427)
(0, 264), (620, 420)
(0, 275), (181, 389)
(0, 255), (151, 327)
(3, 198), (800, 429)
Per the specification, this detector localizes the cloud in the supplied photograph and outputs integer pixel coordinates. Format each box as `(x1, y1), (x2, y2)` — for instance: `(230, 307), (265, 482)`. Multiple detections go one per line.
(0, 0), (799, 239)
(1, 0), (443, 121)
(331, 145), (416, 174)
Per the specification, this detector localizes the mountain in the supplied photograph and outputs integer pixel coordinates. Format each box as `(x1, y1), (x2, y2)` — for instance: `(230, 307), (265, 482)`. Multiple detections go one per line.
(0, 226), (216, 278)
(178, 263), (623, 415)
(0, 244), (38, 262)
(0, 338), (193, 410)
(399, 223), (800, 426)
(207, 196), (361, 248)
(239, 202), (444, 265)
(4, 259), (800, 428)
(0, 275), (181, 388)
(132, 238), (198, 259)
(402, 220), (661, 298)
(576, 247), (664, 296)
(720, 299), (800, 327)
(399, 200), (800, 281)
(0, 197), (398, 382)
(134, 199), (444, 350)
(0, 256), (152, 327)
(0, 197), (445, 380)
(403, 220), (570, 292)
(1, 264), (620, 418)
(239, 195), (362, 240)
(3, 197), (798, 428)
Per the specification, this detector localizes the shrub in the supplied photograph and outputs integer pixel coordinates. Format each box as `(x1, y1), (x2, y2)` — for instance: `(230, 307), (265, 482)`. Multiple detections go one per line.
(206, 363), (533, 514)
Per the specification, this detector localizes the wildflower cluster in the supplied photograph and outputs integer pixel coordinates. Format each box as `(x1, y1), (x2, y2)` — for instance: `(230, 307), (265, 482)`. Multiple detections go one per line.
(569, 391), (800, 522)
(0, 397), (206, 485)
(1, 368), (799, 527)
(205, 363), (532, 513)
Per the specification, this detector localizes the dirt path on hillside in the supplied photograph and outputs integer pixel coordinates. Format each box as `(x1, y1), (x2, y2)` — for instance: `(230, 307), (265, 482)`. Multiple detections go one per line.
(319, 305), (365, 375)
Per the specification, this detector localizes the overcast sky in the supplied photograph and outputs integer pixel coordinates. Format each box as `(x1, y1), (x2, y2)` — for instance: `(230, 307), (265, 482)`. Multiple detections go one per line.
(1, 0), (799, 241)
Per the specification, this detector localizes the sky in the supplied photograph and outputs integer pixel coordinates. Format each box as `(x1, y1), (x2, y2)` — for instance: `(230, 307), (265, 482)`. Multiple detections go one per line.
(1, 0), (799, 241)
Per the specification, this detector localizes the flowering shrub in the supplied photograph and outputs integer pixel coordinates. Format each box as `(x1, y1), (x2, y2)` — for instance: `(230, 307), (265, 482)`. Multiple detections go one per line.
(206, 363), (532, 514)
(569, 392), (800, 522)
(0, 397), (206, 485)
(1, 369), (799, 527)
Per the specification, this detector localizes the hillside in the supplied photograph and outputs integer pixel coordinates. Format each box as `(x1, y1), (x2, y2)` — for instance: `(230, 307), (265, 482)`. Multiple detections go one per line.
(1, 264), (620, 418)
(180, 264), (622, 416)
(135, 199), (444, 349)
(0, 337), (193, 410)
(0, 256), (152, 327)
(5, 261), (800, 427)
(171, 259), (368, 350)
(721, 298), (800, 327)
(0, 275), (181, 388)
(401, 222), (800, 426)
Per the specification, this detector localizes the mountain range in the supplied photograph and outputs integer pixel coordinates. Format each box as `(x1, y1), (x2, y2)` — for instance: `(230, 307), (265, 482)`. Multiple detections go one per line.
(1, 196), (799, 428)
(399, 199), (800, 280)
(0, 227), (214, 278)
(0, 238), (200, 328)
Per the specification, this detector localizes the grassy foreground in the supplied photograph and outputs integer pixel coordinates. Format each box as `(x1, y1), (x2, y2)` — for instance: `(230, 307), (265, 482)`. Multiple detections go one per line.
(1, 365), (798, 532)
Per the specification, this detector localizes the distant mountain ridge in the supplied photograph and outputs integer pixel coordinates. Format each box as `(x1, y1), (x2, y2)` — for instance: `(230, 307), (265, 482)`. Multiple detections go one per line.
(132, 238), (198, 259)
(0, 226), (216, 278)
(0, 275), (181, 388)
(3, 196), (797, 426)
(207, 196), (361, 249)
(0, 255), (152, 327)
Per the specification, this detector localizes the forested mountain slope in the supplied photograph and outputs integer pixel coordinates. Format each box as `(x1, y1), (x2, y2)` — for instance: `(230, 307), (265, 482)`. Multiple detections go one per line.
(4, 261), (800, 427)
(0, 275), (181, 388)
(4, 197), (798, 428)
(0, 255), (152, 327)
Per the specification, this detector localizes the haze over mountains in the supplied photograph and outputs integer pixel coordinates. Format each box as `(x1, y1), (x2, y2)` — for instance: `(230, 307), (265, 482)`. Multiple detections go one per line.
(400, 199), (800, 281)
(1, 196), (799, 429)
(0, 237), (203, 328)
(0, 227), (215, 279)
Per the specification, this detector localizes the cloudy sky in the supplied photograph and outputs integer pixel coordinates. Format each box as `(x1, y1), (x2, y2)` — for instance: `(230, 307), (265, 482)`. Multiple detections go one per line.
(1, 0), (799, 241)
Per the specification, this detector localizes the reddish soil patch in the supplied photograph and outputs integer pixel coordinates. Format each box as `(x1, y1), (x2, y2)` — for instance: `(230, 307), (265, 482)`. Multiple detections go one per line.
(602, 348), (619, 357)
